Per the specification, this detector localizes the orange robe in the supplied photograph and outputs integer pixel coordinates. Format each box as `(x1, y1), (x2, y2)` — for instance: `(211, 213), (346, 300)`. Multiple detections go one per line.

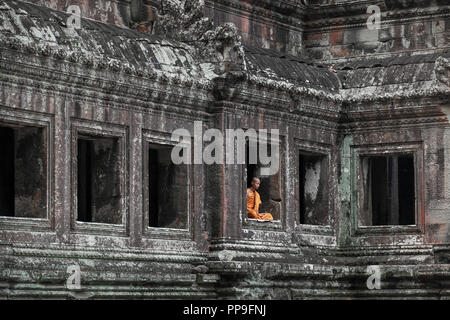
(247, 188), (273, 220)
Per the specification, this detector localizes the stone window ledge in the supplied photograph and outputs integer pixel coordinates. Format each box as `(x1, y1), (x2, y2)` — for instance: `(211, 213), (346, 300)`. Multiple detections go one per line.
(244, 218), (283, 231)
(354, 224), (421, 236)
(0, 216), (51, 233)
(143, 227), (191, 241)
(295, 224), (334, 236)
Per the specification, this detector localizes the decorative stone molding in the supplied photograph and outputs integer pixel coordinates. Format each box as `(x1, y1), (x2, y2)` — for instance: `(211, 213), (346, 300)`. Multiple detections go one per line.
(305, 0), (450, 28)
(0, 34), (214, 93)
(198, 23), (245, 74)
(206, 0), (306, 26)
(435, 57), (450, 87)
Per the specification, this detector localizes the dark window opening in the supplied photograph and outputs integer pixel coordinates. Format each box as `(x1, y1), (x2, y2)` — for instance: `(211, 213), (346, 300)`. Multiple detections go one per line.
(77, 139), (93, 223)
(246, 139), (257, 189)
(299, 152), (328, 225)
(0, 127), (15, 216)
(147, 144), (188, 229)
(245, 140), (281, 220)
(0, 124), (46, 218)
(361, 154), (415, 226)
(77, 135), (121, 224)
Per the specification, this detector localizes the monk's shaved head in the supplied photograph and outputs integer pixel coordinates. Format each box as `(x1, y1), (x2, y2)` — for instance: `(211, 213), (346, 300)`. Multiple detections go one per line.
(251, 177), (261, 190)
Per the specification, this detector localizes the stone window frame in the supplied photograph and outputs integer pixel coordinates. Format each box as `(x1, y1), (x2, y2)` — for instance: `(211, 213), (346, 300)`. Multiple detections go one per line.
(0, 108), (54, 232)
(294, 139), (334, 236)
(241, 131), (285, 231)
(141, 129), (193, 240)
(70, 119), (129, 237)
(350, 142), (424, 236)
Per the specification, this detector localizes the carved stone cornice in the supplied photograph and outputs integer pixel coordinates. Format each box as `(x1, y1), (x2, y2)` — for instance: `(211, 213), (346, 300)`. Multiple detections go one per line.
(0, 50), (212, 122)
(0, 36), (211, 88)
(305, 0), (450, 29)
(4, 241), (206, 261)
(347, 105), (449, 127)
(214, 100), (341, 133)
(205, 0), (305, 28)
(208, 0), (307, 17)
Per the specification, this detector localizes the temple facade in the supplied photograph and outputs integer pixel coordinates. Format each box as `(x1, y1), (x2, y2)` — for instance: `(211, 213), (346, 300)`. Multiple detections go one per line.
(0, 0), (449, 299)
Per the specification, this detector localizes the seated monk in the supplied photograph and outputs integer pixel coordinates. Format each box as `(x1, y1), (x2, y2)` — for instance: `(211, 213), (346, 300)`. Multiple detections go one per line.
(247, 177), (273, 221)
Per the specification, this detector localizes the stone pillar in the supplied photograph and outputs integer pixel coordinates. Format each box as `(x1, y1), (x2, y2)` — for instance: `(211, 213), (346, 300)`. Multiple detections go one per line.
(129, 112), (143, 247)
(206, 106), (243, 241)
(54, 99), (71, 242)
(337, 134), (353, 247)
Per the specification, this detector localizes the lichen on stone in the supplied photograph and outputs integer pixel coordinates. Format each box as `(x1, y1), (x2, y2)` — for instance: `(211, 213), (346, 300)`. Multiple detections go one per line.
(154, 0), (212, 42)
(435, 56), (450, 88)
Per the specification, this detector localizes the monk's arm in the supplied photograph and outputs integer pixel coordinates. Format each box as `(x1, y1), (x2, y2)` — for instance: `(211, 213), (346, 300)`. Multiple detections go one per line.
(247, 207), (259, 219)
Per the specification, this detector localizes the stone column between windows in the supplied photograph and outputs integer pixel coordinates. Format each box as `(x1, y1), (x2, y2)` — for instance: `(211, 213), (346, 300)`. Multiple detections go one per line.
(207, 104), (243, 241)
(54, 99), (71, 241)
(445, 127), (450, 200)
(129, 112), (143, 247)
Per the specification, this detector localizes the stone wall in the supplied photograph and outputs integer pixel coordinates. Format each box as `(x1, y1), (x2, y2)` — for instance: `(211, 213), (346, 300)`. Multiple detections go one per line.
(0, 0), (449, 299)
(25, 0), (131, 27)
(304, 0), (450, 61)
